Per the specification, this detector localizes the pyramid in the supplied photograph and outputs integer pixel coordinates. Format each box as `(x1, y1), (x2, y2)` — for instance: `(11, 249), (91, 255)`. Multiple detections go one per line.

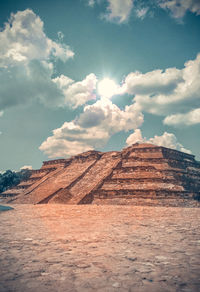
(1, 143), (200, 207)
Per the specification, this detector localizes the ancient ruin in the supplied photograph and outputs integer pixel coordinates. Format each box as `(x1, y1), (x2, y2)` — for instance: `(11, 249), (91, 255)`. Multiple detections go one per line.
(1, 143), (200, 207)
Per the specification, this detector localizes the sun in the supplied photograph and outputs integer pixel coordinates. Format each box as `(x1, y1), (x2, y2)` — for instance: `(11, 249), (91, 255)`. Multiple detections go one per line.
(97, 78), (118, 98)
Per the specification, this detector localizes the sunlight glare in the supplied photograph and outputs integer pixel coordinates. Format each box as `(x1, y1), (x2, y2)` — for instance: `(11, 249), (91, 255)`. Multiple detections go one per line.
(98, 78), (118, 98)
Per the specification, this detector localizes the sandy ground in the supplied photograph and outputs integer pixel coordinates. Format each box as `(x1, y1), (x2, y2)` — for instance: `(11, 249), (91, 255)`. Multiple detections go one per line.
(0, 204), (200, 292)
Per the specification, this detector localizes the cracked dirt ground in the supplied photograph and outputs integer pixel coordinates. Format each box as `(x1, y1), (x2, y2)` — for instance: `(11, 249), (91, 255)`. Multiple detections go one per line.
(0, 205), (199, 292)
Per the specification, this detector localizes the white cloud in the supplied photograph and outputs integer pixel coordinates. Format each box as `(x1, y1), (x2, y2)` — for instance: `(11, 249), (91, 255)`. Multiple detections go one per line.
(87, 0), (95, 7)
(39, 121), (109, 158)
(0, 62), (97, 109)
(20, 165), (33, 170)
(0, 9), (74, 68)
(0, 9), (98, 110)
(78, 97), (143, 132)
(53, 73), (97, 108)
(57, 31), (64, 41)
(121, 67), (183, 96)
(88, 0), (200, 23)
(126, 128), (143, 145)
(126, 129), (191, 154)
(136, 7), (149, 19)
(40, 139), (93, 158)
(117, 53), (200, 125)
(148, 132), (191, 153)
(103, 0), (134, 24)
(40, 97), (143, 158)
(164, 108), (200, 126)
(159, 0), (200, 18)
(0, 60), (66, 109)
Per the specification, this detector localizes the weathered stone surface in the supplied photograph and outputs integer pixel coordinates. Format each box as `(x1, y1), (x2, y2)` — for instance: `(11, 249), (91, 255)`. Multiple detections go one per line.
(62, 152), (121, 205)
(1, 143), (200, 206)
(14, 152), (101, 204)
(0, 204), (200, 291)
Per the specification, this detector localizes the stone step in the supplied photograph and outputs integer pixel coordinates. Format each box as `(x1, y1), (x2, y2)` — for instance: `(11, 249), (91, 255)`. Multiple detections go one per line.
(101, 181), (184, 191)
(16, 167), (64, 200)
(104, 177), (179, 183)
(93, 189), (196, 198)
(128, 151), (164, 159)
(0, 188), (22, 197)
(118, 165), (200, 178)
(64, 153), (121, 205)
(122, 160), (170, 170)
(123, 156), (199, 167)
(38, 188), (65, 204)
(47, 188), (73, 204)
(16, 158), (98, 204)
(0, 168), (62, 202)
(112, 168), (200, 182)
(112, 171), (174, 180)
(105, 177), (200, 189)
(92, 196), (200, 207)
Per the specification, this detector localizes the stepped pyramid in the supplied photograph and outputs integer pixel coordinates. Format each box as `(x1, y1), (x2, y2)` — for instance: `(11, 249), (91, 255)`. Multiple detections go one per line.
(1, 143), (200, 207)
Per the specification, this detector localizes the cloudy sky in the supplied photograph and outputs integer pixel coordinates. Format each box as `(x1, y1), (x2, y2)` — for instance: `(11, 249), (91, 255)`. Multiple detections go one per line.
(0, 0), (200, 171)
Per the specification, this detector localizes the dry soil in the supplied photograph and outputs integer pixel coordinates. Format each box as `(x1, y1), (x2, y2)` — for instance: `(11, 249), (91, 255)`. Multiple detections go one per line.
(0, 204), (200, 292)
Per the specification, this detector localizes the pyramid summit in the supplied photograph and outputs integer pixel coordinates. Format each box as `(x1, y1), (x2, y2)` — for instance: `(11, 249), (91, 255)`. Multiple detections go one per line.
(1, 143), (200, 207)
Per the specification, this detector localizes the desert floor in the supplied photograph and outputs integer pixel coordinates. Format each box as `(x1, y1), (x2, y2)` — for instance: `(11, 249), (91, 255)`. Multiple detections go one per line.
(0, 204), (199, 292)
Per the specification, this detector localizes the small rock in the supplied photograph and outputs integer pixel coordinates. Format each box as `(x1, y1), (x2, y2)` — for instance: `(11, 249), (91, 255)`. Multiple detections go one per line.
(155, 256), (167, 261)
(126, 256), (137, 261)
(41, 272), (49, 276)
(76, 264), (90, 269)
(112, 282), (120, 288)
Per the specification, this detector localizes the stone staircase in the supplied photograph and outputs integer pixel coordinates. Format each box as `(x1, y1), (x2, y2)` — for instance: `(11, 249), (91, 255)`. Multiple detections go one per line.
(58, 152), (121, 205)
(15, 154), (99, 204)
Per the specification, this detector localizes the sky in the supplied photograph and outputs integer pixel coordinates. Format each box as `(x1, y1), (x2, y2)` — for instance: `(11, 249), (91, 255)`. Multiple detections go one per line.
(0, 0), (200, 171)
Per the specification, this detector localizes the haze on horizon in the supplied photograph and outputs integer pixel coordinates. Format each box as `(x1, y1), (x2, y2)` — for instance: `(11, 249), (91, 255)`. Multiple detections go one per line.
(0, 0), (200, 172)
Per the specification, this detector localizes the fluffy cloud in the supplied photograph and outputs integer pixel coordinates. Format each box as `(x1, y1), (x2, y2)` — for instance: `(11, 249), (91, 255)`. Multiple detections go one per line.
(164, 108), (200, 126)
(135, 7), (149, 19)
(0, 9), (98, 110)
(88, 0), (200, 23)
(20, 165), (33, 170)
(117, 53), (200, 125)
(40, 139), (94, 158)
(40, 97), (143, 158)
(39, 121), (110, 158)
(121, 67), (183, 96)
(87, 0), (95, 7)
(0, 61), (97, 109)
(148, 132), (191, 153)
(53, 73), (97, 108)
(0, 60), (66, 109)
(0, 9), (74, 68)
(126, 128), (143, 145)
(159, 0), (200, 18)
(78, 98), (143, 132)
(126, 129), (191, 154)
(103, 0), (134, 23)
